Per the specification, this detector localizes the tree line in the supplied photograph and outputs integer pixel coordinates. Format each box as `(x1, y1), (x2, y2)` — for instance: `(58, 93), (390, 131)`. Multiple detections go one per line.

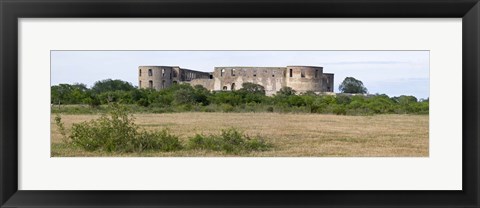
(51, 78), (429, 115)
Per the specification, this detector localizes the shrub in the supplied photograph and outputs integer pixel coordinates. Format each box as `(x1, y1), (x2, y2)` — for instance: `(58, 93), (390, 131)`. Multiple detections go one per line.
(201, 104), (218, 112)
(137, 98), (151, 107)
(336, 95), (352, 105)
(64, 103), (182, 152)
(187, 128), (271, 154)
(267, 106), (274, 112)
(135, 129), (183, 152)
(221, 103), (235, 112)
(173, 88), (196, 105)
(238, 82), (266, 95)
(188, 134), (219, 150)
(54, 114), (68, 142)
(277, 86), (296, 96)
(333, 105), (347, 115)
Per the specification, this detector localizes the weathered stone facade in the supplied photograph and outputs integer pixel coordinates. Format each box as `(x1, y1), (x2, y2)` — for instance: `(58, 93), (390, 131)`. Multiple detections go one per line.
(138, 66), (210, 90)
(138, 65), (334, 95)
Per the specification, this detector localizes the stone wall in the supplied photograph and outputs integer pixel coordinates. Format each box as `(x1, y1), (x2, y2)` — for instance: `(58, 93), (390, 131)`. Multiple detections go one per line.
(189, 78), (215, 90)
(285, 66), (324, 94)
(213, 67), (286, 95)
(138, 66), (210, 90)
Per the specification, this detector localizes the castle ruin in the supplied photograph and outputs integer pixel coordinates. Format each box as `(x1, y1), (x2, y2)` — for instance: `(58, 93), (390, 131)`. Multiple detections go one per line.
(138, 66), (334, 95)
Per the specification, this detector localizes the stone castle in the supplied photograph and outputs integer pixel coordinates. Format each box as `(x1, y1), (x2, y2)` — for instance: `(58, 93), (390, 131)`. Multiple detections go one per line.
(138, 66), (334, 95)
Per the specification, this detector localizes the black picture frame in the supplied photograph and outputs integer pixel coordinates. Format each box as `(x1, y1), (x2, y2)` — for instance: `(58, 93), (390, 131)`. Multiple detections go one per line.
(1, 0), (479, 207)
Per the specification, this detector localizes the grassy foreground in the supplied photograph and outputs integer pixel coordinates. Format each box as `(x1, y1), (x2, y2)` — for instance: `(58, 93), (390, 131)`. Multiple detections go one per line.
(51, 112), (428, 157)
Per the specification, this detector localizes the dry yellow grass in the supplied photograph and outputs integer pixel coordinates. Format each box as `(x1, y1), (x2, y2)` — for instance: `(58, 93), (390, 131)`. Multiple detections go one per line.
(51, 112), (428, 157)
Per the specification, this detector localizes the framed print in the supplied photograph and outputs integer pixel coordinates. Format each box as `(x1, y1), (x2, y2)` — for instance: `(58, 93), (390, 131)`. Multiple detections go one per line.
(1, 0), (479, 207)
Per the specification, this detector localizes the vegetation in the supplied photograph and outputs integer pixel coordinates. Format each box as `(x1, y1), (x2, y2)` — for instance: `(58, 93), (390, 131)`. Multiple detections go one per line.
(54, 104), (272, 154)
(51, 79), (428, 115)
(62, 103), (182, 152)
(54, 114), (68, 142)
(188, 128), (271, 154)
(339, 77), (368, 94)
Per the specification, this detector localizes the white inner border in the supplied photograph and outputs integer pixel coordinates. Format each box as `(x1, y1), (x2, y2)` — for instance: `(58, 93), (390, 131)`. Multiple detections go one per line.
(18, 18), (462, 190)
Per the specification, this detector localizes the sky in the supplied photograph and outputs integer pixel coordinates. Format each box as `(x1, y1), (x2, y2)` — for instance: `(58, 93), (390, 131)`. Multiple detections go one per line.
(51, 51), (429, 99)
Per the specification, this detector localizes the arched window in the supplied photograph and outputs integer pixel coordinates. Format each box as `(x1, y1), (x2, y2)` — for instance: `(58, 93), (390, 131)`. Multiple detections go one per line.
(162, 69), (165, 77)
(315, 70), (318, 78)
(149, 80), (153, 88)
(231, 83), (236, 91)
(148, 69), (153, 76)
(301, 70), (305, 78)
(139, 69), (142, 76)
(231, 69), (236, 76)
(173, 71), (177, 77)
(223, 86), (228, 90)
(221, 69), (225, 77)
(289, 69), (293, 77)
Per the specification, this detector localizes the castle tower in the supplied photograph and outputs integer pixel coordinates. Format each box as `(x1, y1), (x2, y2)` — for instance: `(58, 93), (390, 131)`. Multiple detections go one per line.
(285, 66), (324, 93)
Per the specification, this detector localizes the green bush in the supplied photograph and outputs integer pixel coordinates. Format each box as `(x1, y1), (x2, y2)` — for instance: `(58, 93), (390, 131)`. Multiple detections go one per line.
(333, 105), (347, 115)
(54, 114), (68, 142)
(187, 128), (271, 154)
(221, 103), (235, 112)
(267, 106), (274, 112)
(135, 130), (183, 152)
(63, 103), (182, 152)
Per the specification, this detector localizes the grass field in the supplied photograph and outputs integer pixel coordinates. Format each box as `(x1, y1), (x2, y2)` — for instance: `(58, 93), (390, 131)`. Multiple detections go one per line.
(51, 112), (429, 157)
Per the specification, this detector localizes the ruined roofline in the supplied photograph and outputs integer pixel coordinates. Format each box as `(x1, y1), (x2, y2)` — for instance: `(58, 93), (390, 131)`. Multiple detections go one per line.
(138, 65), (209, 73)
(180, 68), (209, 73)
(214, 66), (324, 68)
(139, 65), (179, 68)
(140, 65), (324, 69)
(286, 65), (323, 68)
(214, 66), (286, 68)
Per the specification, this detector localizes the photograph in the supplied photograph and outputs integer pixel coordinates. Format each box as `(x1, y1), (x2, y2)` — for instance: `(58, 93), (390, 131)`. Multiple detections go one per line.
(3, 0), (477, 206)
(50, 50), (429, 157)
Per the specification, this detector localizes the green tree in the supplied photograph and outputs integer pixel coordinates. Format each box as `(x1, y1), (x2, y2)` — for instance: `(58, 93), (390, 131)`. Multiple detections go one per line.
(174, 88), (196, 105)
(91, 79), (135, 94)
(238, 82), (265, 95)
(339, 77), (368, 94)
(193, 85), (211, 105)
(51, 83), (89, 105)
(392, 95), (418, 105)
(277, 87), (296, 96)
(209, 91), (243, 106)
